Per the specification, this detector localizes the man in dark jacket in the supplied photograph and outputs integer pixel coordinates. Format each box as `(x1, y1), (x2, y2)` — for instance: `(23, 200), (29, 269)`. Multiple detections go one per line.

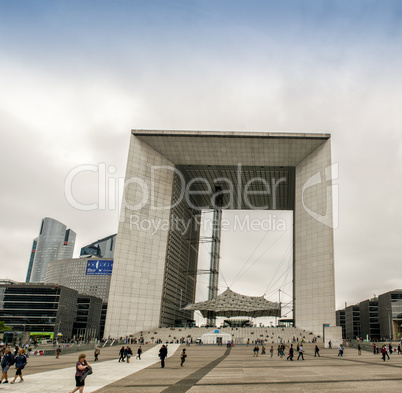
(159, 345), (168, 368)
(1, 347), (15, 383)
(118, 346), (125, 362)
(287, 344), (294, 361)
(10, 349), (27, 383)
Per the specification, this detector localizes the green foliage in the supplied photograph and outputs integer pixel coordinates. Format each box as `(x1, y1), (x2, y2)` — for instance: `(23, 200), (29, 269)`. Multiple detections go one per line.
(0, 321), (12, 331)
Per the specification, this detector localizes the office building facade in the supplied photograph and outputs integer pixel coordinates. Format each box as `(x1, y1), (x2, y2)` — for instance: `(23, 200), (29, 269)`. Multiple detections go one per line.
(45, 257), (113, 302)
(27, 217), (76, 283)
(0, 282), (104, 339)
(73, 294), (103, 339)
(80, 234), (116, 258)
(359, 299), (380, 340)
(345, 305), (361, 339)
(337, 291), (402, 341)
(0, 283), (77, 337)
(336, 309), (346, 339)
(378, 290), (402, 340)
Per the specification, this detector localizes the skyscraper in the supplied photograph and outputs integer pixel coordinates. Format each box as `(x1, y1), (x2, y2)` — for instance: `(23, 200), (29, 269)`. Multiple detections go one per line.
(25, 238), (38, 283)
(80, 234), (116, 258)
(27, 217), (76, 283)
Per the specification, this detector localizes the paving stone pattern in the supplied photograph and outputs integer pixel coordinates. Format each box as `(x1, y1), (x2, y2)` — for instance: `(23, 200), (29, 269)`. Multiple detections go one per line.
(1, 343), (402, 392)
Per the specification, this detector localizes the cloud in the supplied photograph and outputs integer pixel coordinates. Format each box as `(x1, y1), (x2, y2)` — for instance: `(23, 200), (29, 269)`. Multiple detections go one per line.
(1, 1), (402, 318)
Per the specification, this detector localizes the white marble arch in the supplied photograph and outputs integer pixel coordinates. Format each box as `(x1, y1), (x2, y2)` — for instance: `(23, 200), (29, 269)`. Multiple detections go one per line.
(104, 130), (336, 339)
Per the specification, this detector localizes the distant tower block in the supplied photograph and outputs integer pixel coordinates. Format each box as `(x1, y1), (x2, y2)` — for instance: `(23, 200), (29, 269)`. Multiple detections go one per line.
(104, 130), (337, 338)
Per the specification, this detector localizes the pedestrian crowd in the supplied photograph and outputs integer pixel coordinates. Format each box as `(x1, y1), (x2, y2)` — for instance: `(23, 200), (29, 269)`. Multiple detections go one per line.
(4, 337), (402, 392)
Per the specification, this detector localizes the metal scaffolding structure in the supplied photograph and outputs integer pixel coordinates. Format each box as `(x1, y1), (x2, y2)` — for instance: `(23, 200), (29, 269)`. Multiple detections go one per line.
(207, 187), (223, 326)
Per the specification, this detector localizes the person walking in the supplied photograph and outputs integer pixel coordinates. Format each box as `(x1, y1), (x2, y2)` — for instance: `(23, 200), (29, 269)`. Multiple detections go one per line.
(137, 346), (142, 360)
(357, 344), (362, 355)
(126, 346), (132, 363)
(94, 346), (100, 361)
(68, 353), (91, 393)
(180, 348), (187, 367)
(270, 346), (274, 358)
(338, 344), (344, 357)
(261, 345), (266, 355)
(159, 345), (168, 368)
(297, 344), (304, 360)
(381, 345), (388, 361)
(314, 345), (320, 357)
(0, 347), (14, 384)
(56, 346), (62, 359)
(253, 345), (259, 357)
(287, 344), (294, 361)
(118, 346), (125, 362)
(10, 349), (27, 384)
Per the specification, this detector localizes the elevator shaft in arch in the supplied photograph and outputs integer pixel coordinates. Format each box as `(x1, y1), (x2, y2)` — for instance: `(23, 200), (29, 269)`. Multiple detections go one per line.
(207, 187), (223, 326)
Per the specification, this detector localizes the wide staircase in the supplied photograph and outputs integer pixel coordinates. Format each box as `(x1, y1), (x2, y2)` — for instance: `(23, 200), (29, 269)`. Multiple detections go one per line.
(128, 326), (318, 345)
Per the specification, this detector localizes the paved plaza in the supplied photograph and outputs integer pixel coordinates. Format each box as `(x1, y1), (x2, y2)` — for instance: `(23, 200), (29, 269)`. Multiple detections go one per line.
(1, 343), (402, 392)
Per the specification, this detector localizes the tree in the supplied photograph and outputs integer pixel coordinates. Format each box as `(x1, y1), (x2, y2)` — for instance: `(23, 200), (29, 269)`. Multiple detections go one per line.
(0, 321), (12, 331)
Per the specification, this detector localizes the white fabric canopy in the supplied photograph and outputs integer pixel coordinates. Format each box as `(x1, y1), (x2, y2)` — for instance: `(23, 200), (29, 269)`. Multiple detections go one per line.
(183, 288), (280, 318)
(200, 331), (232, 344)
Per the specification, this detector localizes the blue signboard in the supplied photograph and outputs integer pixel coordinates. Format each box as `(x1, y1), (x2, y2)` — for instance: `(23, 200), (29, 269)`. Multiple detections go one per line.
(86, 260), (113, 275)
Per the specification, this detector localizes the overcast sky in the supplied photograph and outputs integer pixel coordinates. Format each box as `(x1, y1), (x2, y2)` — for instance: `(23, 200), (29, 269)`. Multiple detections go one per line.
(1, 0), (402, 317)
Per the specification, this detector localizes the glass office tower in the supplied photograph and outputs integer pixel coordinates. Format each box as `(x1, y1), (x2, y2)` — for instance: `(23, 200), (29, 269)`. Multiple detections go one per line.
(27, 217), (76, 283)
